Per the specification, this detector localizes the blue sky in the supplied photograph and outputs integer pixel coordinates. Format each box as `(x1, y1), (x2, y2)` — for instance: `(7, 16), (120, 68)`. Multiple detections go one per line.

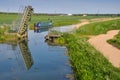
(0, 0), (120, 14)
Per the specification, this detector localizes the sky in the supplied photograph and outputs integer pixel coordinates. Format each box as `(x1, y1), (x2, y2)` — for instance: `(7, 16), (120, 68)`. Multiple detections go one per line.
(0, 0), (120, 14)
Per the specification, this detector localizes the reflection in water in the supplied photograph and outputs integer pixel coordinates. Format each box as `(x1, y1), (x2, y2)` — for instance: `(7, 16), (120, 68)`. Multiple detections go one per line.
(34, 28), (51, 33)
(45, 39), (58, 46)
(18, 39), (34, 70)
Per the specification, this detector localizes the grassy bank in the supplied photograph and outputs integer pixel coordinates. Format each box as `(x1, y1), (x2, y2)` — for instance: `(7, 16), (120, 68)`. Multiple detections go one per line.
(54, 19), (120, 80)
(55, 33), (120, 80)
(107, 32), (120, 49)
(0, 25), (17, 42)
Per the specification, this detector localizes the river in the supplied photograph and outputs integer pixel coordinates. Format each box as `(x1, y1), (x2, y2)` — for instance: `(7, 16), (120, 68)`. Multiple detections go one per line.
(0, 29), (72, 80)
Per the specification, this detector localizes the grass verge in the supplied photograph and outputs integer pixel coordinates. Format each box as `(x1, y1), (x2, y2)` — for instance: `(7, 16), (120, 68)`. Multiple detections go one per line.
(55, 33), (120, 80)
(107, 32), (120, 49)
(76, 19), (120, 35)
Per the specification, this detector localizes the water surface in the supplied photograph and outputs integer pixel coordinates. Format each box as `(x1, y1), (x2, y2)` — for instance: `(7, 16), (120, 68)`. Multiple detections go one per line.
(0, 30), (72, 80)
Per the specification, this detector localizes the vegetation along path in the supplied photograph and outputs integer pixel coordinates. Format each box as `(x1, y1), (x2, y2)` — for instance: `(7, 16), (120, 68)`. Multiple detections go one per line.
(70, 17), (120, 30)
(72, 17), (120, 67)
(89, 30), (120, 67)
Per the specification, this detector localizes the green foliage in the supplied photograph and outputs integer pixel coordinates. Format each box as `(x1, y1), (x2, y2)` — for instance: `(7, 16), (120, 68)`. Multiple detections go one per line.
(0, 36), (5, 40)
(54, 37), (65, 45)
(0, 27), (6, 40)
(0, 25), (17, 41)
(107, 33), (120, 49)
(57, 33), (120, 80)
(77, 19), (120, 35)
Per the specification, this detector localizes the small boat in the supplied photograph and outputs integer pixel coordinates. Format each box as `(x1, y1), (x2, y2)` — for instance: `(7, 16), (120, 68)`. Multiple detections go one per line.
(34, 21), (53, 32)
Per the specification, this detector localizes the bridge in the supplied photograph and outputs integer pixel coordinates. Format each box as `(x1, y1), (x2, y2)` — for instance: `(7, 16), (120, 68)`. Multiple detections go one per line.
(17, 6), (33, 39)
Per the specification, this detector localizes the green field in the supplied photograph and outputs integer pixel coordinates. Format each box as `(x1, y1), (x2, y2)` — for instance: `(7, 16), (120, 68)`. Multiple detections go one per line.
(76, 19), (120, 35)
(0, 13), (17, 25)
(0, 13), (80, 28)
(31, 14), (112, 28)
(0, 13), (116, 29)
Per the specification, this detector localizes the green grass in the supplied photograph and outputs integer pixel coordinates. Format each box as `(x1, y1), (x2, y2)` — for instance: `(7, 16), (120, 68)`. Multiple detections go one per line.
(0, 13), (80, 29)
(55, 33), (120, 80)
(0, 13), (17, 25)
(107, 33), (120, 49)
(76, 19), (120, 35)
(0, 27), (8, 41)
(30, 15), (116, 28)
(30, 15), (80, 29)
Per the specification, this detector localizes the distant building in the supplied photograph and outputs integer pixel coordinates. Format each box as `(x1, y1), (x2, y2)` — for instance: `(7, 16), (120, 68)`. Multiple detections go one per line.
(68, 14), (73, 16)
(83, 14), (87, 16)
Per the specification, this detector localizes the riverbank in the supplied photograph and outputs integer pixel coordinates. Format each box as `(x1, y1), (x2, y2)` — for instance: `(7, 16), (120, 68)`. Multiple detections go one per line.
(0, 32), (17, 43)
(54, 18), (120, 80)
(55, 33), (120, 80)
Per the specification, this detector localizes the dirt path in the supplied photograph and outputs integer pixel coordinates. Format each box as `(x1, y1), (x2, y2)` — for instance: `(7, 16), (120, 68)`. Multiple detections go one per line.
(70, 21), (89, 30)
(88, 30), (120, 67)
(69, 17), (120, 67)
(70, 17), (120, 30)
(71, 17), (120, 67)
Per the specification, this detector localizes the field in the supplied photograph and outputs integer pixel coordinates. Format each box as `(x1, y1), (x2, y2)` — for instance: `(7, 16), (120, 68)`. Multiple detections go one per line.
(31, 14), (113, 28)
(76, 19), (120, 35)
(0, 13), (17, 24)
(0, 13), (81, 28)
(0, 13), (116, 29)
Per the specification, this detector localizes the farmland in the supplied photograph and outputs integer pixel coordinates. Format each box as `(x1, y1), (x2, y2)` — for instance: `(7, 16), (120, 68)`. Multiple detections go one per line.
(0, 13), (117, 29)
